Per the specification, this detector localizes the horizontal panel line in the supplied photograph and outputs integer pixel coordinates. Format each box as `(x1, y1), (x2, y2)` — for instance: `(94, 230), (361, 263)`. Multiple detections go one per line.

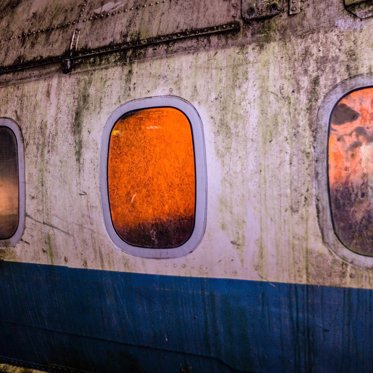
(0, 22), (241, 76)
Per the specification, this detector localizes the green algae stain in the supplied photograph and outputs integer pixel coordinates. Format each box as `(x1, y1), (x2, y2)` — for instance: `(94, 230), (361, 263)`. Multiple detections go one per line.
(44, 233), (54, 265)
(208, 48), (251, 265)
(73, 73), (93, 171)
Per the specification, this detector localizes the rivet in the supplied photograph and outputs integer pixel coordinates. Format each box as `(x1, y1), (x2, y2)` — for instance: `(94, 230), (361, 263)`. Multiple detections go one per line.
(269, 2), (279, 12)
(247, 6), (256, 16)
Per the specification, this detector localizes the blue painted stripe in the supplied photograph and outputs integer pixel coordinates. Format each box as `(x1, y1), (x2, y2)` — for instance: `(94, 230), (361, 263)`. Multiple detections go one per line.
(0, 261), (372, 372)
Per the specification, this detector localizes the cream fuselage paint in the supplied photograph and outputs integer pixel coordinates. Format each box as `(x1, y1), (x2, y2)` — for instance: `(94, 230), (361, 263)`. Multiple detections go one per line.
(0, 0), (372, 290)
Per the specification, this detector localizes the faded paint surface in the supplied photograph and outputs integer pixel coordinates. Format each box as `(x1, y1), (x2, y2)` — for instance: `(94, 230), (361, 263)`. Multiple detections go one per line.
(3, 262), (373, 373)
(78, 0), (238, 51)
(0, 0), (239, 70)
(0, 0), (373, 289)
(0, 0), (81, 66)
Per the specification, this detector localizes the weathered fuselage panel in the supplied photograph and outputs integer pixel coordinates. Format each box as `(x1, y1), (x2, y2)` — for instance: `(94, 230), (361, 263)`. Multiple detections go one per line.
(1, 0), (373, 372)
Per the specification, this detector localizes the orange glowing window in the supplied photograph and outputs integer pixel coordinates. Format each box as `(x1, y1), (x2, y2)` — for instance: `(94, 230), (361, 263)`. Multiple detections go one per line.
(329, 87), (373, 256)
(107, 107), (196, 249)
(0, 126), (19, 240)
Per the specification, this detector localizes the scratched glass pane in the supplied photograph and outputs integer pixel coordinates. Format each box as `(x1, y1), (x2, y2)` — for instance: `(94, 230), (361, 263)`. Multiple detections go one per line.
(108, 107), (196, 248)
(0, 127), (19, 239)
(329, 87), (373, 255)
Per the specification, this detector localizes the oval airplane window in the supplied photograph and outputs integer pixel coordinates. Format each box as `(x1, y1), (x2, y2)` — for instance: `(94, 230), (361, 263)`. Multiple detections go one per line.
(0, 119), (25, 245)
(109, 107), (195, 248)
(329, 87), (373, 256)
(101, 97), (207, 258)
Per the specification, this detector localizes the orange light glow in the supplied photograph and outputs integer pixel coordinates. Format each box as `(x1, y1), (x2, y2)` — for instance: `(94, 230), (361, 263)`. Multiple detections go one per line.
(329, 88), (373, 186)
(108, 107), (195, 248)
(0, 126), (19, 240)
(0, 178), (18, 239)
(329, 87), (373, 254)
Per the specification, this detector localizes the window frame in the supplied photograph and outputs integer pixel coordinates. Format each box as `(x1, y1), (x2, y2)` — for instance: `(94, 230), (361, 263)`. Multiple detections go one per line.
(0, 118), (25, 246)
(316, 75), (373, 267)
(100, 96), (207, 258)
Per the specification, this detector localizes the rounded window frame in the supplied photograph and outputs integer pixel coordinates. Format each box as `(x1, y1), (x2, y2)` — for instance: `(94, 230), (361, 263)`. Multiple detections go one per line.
(100, 96), (207, 259)
(0, 118), (25, 247)
(316, 75), (373, 267)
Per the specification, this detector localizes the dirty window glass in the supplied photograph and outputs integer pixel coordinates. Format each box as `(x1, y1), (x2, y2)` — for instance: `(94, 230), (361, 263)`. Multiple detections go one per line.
(0, 126), (19, 240)
(108, 107), (196, 248)
(329, 87), (373, 255)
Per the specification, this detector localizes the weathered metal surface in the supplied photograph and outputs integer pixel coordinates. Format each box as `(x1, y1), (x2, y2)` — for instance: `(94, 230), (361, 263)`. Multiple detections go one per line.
(0, 0), (373, 288)
(344, 0), (373, 18)
(0, 0), (84, 67)
(0, 0), (240, 74)
(62, 29), (81, 74)
(77, 0), (239, 50)
(0, 22), (240, 76)
(2, 263), (373, 372)
(2, 0), (373, 371)
(288, 0), (301, 15)
(241, 0), (283, 21)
